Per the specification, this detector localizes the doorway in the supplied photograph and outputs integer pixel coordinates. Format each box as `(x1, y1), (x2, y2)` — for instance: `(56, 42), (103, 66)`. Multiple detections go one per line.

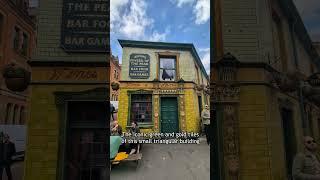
(64, 101), (108, 180)
(281, 108), (296, 180)
(160, 97), (179, 133)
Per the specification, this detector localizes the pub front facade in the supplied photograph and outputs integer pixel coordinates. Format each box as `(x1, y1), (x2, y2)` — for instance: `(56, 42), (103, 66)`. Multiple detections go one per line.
(117, 40), (209, 134)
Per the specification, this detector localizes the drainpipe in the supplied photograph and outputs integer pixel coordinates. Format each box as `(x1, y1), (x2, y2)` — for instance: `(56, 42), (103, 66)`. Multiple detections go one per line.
(290, 16), (307, 135)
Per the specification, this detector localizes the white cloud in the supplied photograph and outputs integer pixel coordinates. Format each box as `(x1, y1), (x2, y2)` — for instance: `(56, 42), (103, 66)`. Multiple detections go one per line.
(111, 0), (168, 41)
(110, 0), (129, 30)
(199, 47), (210, 52)
(170, 0), (210, 25)
(120, 0), (153, 39)
(200, 48), (210, 74)
(182, 27), (192, 33)
(193, 0), (210, 25)
(149, 27), (171, 42)
(161, 10), (167, 20)
(170, 0), (195, 7)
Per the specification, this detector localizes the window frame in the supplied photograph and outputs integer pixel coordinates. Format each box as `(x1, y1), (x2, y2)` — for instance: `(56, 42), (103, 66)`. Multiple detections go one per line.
(19, 106), (25, 125)
(195, 64), (200, 84)
(65, 101), (108, 180)
(201, 73), (204, 85)
(13, 26), (20, 51)
(278, 99), (297, 179)
(127, 90), (154, 128)
(5, 103), (12, 124)
(13, 105), (18, 124)
(21, 32), (29, 56)
(156, 52), (180, 81)
(159, 56), (177, 82)
(54, 88), (109, 180)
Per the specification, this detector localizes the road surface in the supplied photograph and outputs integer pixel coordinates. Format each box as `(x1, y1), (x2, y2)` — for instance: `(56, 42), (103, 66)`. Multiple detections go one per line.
(110, 137), (210, 180)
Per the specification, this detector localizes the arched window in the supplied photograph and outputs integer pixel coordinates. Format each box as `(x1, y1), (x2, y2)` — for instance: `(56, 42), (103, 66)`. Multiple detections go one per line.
(5, 103), (12, 124)
(20, 107), (25, 125)
(13, 105), (19, 124)
(13, 27), (20, 50)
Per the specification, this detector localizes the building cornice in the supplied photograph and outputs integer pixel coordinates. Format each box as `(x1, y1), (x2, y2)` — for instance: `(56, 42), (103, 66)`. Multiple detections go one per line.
(28, 60), (109, 67)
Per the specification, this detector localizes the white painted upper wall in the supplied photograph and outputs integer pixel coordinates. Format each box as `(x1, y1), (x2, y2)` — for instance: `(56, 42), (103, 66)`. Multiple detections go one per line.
(121, 47), (208, 83)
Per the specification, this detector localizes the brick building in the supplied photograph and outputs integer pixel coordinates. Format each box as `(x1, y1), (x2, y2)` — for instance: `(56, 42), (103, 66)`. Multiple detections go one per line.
(110, 55), (121, 102)
(213, 0), (320, 179)
(117, 40), (210, 134)
(0, 0), (36, 125)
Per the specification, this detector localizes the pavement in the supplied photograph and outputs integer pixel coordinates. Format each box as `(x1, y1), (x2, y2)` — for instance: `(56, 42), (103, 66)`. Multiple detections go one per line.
(1, 161), (23, 180)
(110, 136), (210, 180)
(0, 137), (210, 180)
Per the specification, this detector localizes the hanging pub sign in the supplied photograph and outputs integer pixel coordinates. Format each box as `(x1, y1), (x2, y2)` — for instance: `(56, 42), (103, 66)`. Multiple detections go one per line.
(60, 0), (109, 52)
(307, 73), (320, 86)
(129, 54), (150, 79)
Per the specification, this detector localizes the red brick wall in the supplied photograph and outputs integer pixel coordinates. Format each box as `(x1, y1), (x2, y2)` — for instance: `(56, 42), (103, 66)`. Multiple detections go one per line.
(0, 0), (36, 124)
(110, 56), (121, 102)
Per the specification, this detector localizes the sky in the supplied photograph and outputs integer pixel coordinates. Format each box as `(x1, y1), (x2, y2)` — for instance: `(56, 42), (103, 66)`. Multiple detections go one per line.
(110, 0), (210, 74)
(293, 0), (320, 42)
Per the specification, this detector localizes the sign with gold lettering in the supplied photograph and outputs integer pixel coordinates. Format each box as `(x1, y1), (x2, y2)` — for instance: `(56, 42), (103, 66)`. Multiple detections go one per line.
(129, 54), (150, 79)
(61, 0), (109, 52)
(49, 69), (98, 80)
(31, 67), (109, 82)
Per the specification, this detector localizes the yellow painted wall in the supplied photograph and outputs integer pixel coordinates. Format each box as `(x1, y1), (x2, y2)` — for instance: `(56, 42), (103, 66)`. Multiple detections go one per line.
(118, 87), (201, 133)
(238, 84), (307, 179)
(238, 85), (272, 179)
(117, 88), (129, 131)
(185, 89), (200, 133)
(24, 85), (104, 180)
